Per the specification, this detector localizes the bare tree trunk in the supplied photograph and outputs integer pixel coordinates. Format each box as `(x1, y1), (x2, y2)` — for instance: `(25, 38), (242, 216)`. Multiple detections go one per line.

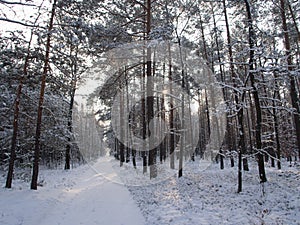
(160, 73), (166, 163)
(142, 78), (147, 173)
(5, 30), (34, 188)
(204, 90), (211, 145)
(223, 0), (249, 192)
(211, 3), (225, 169)
(31, 0), (57, 190)
(65, 86), (75, 170)
(244, 0), (267, 183)
(187, 87), (194, 161)
(280, 0), (300, 160)
(272, 96), (281, 169)
(246, 106), (253, 154)
(145, 0), (156, 178)
(197, 92), (204, 158)
(168, 44), (175, 170)
(141, 0), (148, 174)
(287, 0), (300, 42)
(125, 71), (136, 168)
(198, 11), (211, 162)
(125, 69), (130, 164)
(178, 39), (185, 178)
(65, 45), (78, 170)
(237, 104), (246, 192)
(5, 2), (43, 188)
(198, 12), (208, 62)
(119, 73), (125, 166)
(269, 53), (281, 169)
(141, 58), (147, 173)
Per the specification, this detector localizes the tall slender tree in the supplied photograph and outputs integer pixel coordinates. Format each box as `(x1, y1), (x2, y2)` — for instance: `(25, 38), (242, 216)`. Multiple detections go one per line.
(146, 0), (157, 179)
(279, 0), (300, 160)
(31, 0), (57, 190)
(244, 0), (267, 183)
(222, 0), (248, 192)
(4, 0), (43, 189)
(5, 32), (33, 188)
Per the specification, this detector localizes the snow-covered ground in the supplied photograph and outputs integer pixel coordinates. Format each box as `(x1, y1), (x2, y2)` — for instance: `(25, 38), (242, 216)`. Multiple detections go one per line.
(1, 157), (299, 225)
(124, 159), (300, 225)
(0, 158), (145, 225)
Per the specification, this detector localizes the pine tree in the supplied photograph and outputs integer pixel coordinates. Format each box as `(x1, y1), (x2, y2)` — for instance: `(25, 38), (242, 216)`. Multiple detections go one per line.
(31, 0), (57, 190)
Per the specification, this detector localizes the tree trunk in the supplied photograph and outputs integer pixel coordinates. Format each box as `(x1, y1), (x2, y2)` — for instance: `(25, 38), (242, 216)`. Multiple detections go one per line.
(168, 43), (175, 170)
(223, 0), (248, 191)
(119, 81), (125, 167)
(31, 0), (57, 190)
(65, 45), (78, 170)
(145, 0), (156, 179)
(211, 3), (225, 170)
(160, 86), (166, 163)
(142, 54), (147, 173)
(273, 72), (282, 169)
(244, 0), (267, 183)
(198, 11), (211, 162)
(287, 0), (300, 42)
(5, 31), (33, 188)
(178, 38), (185, 178)
(246, 106), (253, 154)
(280, 0), (300, 160)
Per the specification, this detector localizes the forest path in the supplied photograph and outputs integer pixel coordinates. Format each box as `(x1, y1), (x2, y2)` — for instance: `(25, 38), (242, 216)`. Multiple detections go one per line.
(0, 157), (145, 225)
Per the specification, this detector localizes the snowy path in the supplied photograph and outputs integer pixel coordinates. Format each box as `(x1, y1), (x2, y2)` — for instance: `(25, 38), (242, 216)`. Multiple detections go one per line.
(0, 158), (145, 225)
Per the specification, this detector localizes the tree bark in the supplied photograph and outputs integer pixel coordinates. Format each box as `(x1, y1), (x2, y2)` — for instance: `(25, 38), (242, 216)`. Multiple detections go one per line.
(244, 0), (267, 183)
(211, 3), (225, 170)
(31, 0), (57, 190)
(65, 45), (78, 170)
(146, 0), (157, 179)
(142, 56), (147, 173)
(178, 39), (185, 178)
(168, 43), (175, 170)
(119, 84), (125, 167)
(223, 0), (248, 192)
(5, 32), (33, 188)
(273, 71), (282, 169)
(280, 0), (300, 160)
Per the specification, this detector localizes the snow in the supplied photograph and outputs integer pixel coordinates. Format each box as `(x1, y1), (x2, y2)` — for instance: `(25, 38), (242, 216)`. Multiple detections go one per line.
(125, 160), (300, 225)
(1, 157), (300, 225)
(0, 158), (145, 225)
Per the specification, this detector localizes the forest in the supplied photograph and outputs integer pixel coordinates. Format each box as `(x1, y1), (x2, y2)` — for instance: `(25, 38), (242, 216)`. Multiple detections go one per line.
(0, 0), (299, 195)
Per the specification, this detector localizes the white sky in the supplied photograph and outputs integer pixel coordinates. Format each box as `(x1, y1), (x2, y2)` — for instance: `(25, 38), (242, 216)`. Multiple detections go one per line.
(0, 0), (50, 34)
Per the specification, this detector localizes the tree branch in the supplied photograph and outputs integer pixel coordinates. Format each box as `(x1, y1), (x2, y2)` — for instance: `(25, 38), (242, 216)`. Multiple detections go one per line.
(0, 17), (44, 28)
(0, 0), (36, 7)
